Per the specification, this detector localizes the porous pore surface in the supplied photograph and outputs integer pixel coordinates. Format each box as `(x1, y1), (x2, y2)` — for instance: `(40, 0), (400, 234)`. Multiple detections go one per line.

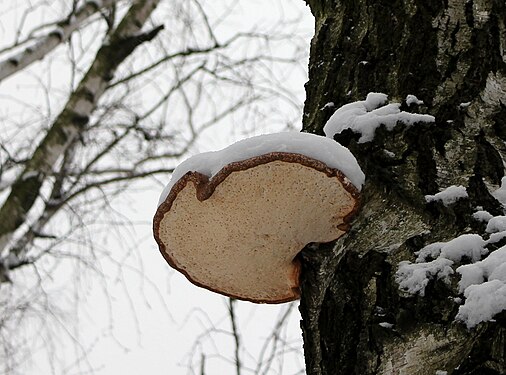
(154, 153), (359, 303)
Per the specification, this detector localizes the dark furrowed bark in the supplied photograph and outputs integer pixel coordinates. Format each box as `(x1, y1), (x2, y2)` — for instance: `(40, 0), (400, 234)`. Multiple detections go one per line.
(300, 1), (506, 374)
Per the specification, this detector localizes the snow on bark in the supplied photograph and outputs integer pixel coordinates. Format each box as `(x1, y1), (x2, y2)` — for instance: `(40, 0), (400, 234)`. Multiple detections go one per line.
(397, 211), (506, 327)
(473, 210), (493, 222)
(415, 242), (446, 262)
(405, 94), (424, 106)
(485, 216), (506, 233)
(424, 185), (468, 206)
(487, 231), (506, 244)
(456, 280), (506, 328)
(86, 0), (103, 7)
(396, 234), (488, 297)
(492, 176), (506, 206)
(323, 93), (435, 143)
(300, 0), (506, 372)
(0, 0), (116, 82)
(457, 246), (506, 292)
(397, 257), (454, 296)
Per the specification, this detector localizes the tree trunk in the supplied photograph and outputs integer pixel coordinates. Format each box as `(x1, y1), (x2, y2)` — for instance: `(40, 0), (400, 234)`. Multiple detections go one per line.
(0, 0), (118, 83)
(299, 1), (506, 374)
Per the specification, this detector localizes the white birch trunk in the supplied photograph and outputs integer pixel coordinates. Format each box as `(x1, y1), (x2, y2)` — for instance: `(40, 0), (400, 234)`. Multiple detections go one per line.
(0, 0), (117, 82)
(0, 0), (161, 254)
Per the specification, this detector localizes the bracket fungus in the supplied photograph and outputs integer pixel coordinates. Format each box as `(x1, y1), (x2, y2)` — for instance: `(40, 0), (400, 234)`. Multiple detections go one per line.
(153, 132), (364, 303)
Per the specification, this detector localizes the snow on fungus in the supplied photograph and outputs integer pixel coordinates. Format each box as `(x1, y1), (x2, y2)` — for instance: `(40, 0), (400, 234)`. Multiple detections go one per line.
(323, 92), (435, 143)
(153, 132), (363, 303)
(158, 132), (364, 206)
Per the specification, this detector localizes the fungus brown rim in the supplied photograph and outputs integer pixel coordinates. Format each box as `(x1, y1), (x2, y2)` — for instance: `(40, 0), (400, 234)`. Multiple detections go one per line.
(153, 152), (361, 303)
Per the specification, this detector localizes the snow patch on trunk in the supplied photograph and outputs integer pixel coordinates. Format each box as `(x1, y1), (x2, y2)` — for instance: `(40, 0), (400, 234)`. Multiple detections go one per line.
(397, 208), (506, 327)
(397, 258), (454, 296)
(456, 280), (506, 328)
(405, 94), (424, 106)
(473, 210), (493, 222)
(492, 176), (506, 206)
(425, 185), (468, 206)
(323, 93), (434, 143)
(486, 216), (506, 233)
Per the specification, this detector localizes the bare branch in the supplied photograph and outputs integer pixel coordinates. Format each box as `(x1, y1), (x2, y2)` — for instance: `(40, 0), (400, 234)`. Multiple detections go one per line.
(0, 0), (118, 82)
(0, 0), (162, 253)
(228, 298), (242, 375)
(0, 1), (311, 373)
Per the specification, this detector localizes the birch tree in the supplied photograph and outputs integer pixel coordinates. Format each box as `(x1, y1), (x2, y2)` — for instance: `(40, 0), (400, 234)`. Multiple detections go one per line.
(0, 0), (308, 373)
(299, 1), (506, 374)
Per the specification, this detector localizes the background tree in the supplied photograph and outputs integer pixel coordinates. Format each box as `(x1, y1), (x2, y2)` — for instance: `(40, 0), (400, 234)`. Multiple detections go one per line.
(0, 0), (310, 373)
(299, 0), (506, 374)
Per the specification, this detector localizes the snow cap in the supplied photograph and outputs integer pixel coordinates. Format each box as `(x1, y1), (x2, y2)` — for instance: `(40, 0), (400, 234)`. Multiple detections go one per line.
(153, 132), (362, 303)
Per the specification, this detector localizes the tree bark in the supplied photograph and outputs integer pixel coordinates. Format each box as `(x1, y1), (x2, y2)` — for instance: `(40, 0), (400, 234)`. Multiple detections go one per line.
(299, 1), (506, 374)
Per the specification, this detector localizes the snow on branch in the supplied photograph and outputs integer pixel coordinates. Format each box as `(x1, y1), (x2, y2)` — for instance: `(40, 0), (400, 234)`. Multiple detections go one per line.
(0, 0), (116, 82)
(323, 93), (435, 143)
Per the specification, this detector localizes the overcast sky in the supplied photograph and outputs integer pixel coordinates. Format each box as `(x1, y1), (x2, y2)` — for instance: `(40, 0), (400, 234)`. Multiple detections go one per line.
(0, 1), (314, 374)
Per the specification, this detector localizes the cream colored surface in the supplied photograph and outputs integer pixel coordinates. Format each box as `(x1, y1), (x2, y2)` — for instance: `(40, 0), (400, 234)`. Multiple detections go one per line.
(158, 161), (356, 302)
